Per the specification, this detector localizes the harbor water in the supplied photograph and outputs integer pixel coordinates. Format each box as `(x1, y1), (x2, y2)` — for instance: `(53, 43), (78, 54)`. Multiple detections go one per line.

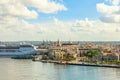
(0, 58), (120, 80)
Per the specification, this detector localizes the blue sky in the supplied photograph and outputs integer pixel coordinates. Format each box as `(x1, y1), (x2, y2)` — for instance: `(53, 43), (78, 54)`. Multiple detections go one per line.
(29, 0), (104, 23)
(0, 0), (120, 41)
(52, 0), (102, 20)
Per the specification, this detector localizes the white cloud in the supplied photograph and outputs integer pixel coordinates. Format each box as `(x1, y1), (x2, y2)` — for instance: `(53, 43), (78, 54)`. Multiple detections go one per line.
(0, 0), (67, 41)
(97, 0), (120, 23)
(0, 0), (120, 41)
(0, 17), (120, 41)
(29, 0), (67, 13)
(100, 14), (120, 23)
(0, 0), (67, 20)
(106, 0), (120, 5)
(97, 3), (119, 14)
(0, 0), (38, 19)
(112, 0), (120, 5)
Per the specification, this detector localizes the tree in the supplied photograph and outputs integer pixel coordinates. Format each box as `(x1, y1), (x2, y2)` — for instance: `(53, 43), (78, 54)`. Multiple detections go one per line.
(85, 50), (101, 58)
(63, 53), (75, 61)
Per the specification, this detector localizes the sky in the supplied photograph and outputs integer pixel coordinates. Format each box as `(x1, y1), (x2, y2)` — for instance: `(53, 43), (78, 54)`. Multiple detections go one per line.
(0, 0), (120, 41)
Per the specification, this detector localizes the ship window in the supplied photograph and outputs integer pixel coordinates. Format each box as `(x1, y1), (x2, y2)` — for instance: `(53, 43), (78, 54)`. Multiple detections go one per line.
(5, 50), (16, 52)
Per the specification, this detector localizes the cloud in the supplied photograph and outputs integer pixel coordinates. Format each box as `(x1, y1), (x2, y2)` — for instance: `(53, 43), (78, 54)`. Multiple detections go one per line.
(99, 14), (120, 23)
(112, 0), (120, 5)
(71, 19), (120, 41)
(97, 3), (119, 14)
(29, 0), (67, 13)
(0, 0), (38, 19)
(106, 0), (120, 5)
(0, 0), (67, 20)
(97, 0), (120, 23)
(0, 0), (120, 41)
(73, 18), (93, 27)
(0, 16), (120, 41)
(116, 28), (120, 32)
(0, 0), (67, 41)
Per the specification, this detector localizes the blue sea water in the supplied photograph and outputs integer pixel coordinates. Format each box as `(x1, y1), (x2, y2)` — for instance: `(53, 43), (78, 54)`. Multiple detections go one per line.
(0, 58), (120, 80)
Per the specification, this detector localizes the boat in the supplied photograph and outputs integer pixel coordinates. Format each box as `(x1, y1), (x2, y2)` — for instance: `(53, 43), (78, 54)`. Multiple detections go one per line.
(11, 54), (34, 59)
(0, 44), (37, 57)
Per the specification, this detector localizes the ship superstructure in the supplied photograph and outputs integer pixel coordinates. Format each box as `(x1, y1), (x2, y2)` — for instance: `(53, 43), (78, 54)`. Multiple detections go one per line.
(0, 45), (36, 56)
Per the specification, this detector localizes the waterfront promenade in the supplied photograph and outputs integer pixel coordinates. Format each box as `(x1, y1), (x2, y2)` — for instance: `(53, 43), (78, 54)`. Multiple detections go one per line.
(39, 60), (120, 68)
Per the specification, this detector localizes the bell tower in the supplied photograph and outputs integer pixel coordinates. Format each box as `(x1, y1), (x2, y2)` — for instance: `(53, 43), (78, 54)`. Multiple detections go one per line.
(55, 39), (61, 46)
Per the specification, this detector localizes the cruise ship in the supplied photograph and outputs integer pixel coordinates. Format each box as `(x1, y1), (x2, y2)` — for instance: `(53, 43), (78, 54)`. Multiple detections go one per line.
(0, 45), (36, 56)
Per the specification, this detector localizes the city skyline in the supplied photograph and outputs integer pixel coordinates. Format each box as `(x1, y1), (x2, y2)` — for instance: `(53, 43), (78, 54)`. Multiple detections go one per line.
(0, 0), (120, 41)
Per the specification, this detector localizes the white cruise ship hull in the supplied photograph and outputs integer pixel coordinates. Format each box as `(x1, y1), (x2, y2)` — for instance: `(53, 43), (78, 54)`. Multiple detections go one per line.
(0, 45), (36, 56)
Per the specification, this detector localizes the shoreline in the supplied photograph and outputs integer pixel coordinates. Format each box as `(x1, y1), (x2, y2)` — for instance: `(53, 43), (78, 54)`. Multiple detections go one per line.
(39, 60), (120, 68)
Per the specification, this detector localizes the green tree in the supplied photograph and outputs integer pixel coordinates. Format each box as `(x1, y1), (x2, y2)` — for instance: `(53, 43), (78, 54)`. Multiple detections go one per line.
(63, 53), (75, 61)
(85, 50), (101, 58)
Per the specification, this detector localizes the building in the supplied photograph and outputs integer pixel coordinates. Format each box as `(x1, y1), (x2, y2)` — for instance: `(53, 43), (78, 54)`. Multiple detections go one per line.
(50, 40), (80, 60)
(102, 52), (120, 61)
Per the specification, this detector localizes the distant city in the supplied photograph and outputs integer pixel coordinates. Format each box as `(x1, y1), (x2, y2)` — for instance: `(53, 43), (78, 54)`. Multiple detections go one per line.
(1, 40), (120, 67)
(0, 41), (120, 46)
